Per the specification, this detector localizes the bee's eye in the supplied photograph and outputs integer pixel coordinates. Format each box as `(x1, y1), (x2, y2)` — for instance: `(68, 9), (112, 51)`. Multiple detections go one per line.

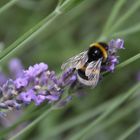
(94, 50), (100, 55)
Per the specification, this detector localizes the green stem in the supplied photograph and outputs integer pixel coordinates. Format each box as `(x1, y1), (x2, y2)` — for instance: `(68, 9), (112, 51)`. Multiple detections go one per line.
(43, 87), (139, 139)
(117, 121), (140, 140)
(9, 107), (53, 140)
(45, 93), (123, 138)
(84, 98), (140, 139)
(116, 53), (140, 70)
(109, 1), (140, 34)
(103, 53), (140, 76)
(0, 0), (83, 63)
(69, 82), (140, 140)
(0, 0), (19, 15)
(98, 0), (126, 41)
(112, 23), (140, 37)
(0, 105), (47, 138)
(0, 11), (58, 63)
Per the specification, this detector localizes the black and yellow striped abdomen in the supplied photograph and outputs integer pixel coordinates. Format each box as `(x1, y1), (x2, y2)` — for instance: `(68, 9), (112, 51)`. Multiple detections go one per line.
(77, 65), (88, 80)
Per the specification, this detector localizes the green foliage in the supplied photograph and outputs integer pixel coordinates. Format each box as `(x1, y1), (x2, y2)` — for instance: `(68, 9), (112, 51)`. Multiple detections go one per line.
(0, 0), (140, 140)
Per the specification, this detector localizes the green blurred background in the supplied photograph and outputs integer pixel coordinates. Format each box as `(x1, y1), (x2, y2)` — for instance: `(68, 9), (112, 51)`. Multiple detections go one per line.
(0, 0), (140, 140)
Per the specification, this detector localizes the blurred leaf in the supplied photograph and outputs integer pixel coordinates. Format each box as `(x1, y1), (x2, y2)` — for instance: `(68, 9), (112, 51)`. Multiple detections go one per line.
(69, 82), (140, 140)
(0, 0), (19, 15)
(117, 120), (140, 140)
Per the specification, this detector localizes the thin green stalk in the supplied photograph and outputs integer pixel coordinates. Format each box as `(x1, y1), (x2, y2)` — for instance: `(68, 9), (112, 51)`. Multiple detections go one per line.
(99, 0), (126, 41)
(112, 23), (140, 37)
(0, 105), (47, 137)
(84, 98), (140, 140)
(44, 87), (139, 139)
(116, 53), (140, 70)
(69, 82), (140, 140)
(109, 1), (140, 34)
(103, 53), (140, 76)
(9, 107), (53, 140)
(0, 0), (84, 63)
(58, 0), (65, 6)
(45, 93), (123, 138)
(0, 11), (58, 63)
(0, 0), (19, 15)
(117, 121), (140, 140)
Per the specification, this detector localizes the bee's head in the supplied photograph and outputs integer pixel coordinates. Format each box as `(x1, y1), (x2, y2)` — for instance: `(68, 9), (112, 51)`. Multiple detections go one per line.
(88, 42), (108, 62)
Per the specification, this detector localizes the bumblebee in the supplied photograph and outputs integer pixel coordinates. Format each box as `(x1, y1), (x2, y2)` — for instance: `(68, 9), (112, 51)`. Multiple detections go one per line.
(61, 42), (108, 87)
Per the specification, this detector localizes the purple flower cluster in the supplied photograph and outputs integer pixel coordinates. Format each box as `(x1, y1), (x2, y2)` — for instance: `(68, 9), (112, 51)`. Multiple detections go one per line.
(101, 39), (124, 72)
(0, 38), (124, 112)
(0, 63), (76, 110)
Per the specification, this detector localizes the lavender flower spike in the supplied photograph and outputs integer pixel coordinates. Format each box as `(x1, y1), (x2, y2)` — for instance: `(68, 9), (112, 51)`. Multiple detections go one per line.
(8, 58), (24, 78)
(108, 39), (124, 53)
(0, 63), (76, 111)
(0, 38), (124, 112)
(101, 38), (124, 72)
(24, 63), (48, 77)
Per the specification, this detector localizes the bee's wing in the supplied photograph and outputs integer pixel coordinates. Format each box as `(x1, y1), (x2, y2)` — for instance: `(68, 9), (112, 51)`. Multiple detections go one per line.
(61, 51), (88, 70)
(85, 59), (102, 85)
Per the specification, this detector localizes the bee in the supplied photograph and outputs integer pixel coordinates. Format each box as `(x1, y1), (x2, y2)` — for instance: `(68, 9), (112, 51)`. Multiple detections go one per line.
(61, 42), (108, 87)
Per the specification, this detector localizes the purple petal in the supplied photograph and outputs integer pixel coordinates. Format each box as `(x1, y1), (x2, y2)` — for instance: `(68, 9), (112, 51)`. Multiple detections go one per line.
(109, 63), (115, 72)
(46, 95), (59, 101)
(19, 89), (36, 104)
(109, 39), (115, 48)
(69, 75), (77, 84)
(61, 68), (74, 81)
(14, 77), (28, 89)
(109, 39), (124, 50)
(108, 56), (118, 64)
(0, 71), (7, 86)
(35, 95), (46, 105)
(24, 63), (48, 77)
(8, 58), (24, 78)
(115, 39), (124, 49)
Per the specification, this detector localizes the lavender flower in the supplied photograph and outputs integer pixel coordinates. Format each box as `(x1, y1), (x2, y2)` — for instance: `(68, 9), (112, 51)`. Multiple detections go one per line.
(0, 71), (7, 86)
(0, 62), (75, 111)
(0, 39), (124, 112)
(0, 58), (24, 86)
(14, 77), (28, 89)
(101, 38), (124, 72)
(24, 63), (48, 78)
(18, 90), (37, 104)
(8, 58), (24, 78)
